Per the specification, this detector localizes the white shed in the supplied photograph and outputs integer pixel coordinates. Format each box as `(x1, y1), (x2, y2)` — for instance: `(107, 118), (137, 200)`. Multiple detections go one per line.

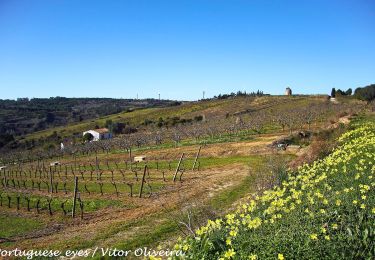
(83, 128), (113, 141)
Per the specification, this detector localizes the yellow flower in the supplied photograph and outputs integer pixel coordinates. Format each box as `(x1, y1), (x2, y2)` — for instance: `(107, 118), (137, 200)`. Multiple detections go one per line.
(310, 233), (318, 240)
(278, 253), (285, 260)
(372, 208), (375, 214)
(335, 200), (341, 206)
(360, 204), (366, 209)
(226, 238), (232, 245)
(224, 249), (236, 258)
(324, 235), (330, 240)
(320, 227), (326, 234)
(229, 230), (237, 237)
(353, 200), (358, 205)
(249, 254), (257, 260)
(332, 223), (338, 229)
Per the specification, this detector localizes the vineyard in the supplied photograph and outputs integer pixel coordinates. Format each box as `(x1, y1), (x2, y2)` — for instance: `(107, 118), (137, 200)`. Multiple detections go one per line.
(0, 95), (371, 257)
(0, 148), (204, 219)
(3, 96), (363, 163)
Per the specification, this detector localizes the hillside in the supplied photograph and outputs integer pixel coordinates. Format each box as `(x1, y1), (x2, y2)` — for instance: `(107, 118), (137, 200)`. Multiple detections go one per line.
(175, 115), (375, 259)
(0, 97), (179, 149)
(0, 95), (372, 259)
(7, 95), (364, 154)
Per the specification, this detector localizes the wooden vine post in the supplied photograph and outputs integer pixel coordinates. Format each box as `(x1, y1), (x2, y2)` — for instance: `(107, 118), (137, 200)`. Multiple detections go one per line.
(192, 146), (202, 171)
(72, 176), (78, 218)
(49, 167), (53, 193)
(139, 165), (148, 198)
(173, 153), (185, 182)
(3, 169), (7, 188)
(95, 155), (99, 180)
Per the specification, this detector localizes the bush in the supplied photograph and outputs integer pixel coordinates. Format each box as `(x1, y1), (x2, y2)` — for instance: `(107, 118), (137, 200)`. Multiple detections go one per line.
(123, 126), (137, 134)
(194, 115), (204, 122)
(354, 84), (375, 102)
(0, 134), (14, 148)
(82, 133), (93, 142)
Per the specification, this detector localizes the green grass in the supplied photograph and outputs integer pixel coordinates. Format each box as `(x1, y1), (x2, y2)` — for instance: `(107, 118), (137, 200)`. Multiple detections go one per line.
(114, 220), (178, 250)
(0, 191), (125, 213)
(0, 213), (43, 238)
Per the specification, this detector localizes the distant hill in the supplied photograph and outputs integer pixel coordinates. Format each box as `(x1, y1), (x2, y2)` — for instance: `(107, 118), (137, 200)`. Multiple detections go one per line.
(0, 94), (365, 152)
(0, 97), (179, 137)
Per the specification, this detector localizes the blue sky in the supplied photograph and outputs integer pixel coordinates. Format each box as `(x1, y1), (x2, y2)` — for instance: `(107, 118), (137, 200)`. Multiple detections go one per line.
(0, 0), (374, 100)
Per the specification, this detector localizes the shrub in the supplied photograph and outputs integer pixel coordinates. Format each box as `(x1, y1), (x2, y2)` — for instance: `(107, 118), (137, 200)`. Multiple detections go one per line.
(82, 133), (93, 142)
(354, 84), (375, 102)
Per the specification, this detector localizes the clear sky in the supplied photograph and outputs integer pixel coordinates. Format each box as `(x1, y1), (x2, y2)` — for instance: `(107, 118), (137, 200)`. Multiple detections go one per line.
(0, 0), (374, 100)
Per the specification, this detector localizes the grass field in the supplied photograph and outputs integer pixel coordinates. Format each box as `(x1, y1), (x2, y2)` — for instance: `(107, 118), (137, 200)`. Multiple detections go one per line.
(0, 214), (43, 238)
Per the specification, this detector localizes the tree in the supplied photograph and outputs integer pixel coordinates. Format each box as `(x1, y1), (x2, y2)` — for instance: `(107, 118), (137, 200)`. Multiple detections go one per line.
(105, 119), (113, 133)
(336, 89), (345, 96)
(112, 122), (125, 134)
(0, 134), (14, 148)
(354, 84), (375, 102)
(46, 112), (55, 123)
(247, 112), (266, 135)
(82, 133), (94, 142)
(331, 88), (336, 98)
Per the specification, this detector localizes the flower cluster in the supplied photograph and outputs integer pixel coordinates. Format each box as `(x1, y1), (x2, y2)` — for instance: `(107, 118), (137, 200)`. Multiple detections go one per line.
(173, 121), (375, 259)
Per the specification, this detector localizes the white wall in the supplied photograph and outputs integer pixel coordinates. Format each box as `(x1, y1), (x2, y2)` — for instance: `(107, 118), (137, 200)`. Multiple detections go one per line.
(83, 130), (100, 141)
(83, 130), (112, 141)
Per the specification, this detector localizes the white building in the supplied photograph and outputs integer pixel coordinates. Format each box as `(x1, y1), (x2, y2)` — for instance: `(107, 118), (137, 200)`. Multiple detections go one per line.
(83, 128), (112, 141)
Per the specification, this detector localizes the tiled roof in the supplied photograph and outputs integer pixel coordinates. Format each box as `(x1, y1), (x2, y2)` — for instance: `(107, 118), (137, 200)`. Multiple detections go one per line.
(94, 128), (109, 134)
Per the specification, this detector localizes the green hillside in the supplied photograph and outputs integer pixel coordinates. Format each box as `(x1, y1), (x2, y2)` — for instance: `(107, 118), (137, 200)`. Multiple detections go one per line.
(174, 115), (375, 259)
(21, 95), (353, 141)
